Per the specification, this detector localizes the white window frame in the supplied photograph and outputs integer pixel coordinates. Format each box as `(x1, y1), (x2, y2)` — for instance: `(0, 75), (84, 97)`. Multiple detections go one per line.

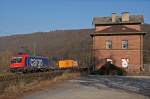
(106, 40), (112, 49)
(122, 40), (128, 49)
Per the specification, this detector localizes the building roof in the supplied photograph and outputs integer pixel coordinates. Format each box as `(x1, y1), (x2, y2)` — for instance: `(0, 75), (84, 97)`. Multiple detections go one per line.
(95, 25), (141, 33)
(90, 32), (146, 36)
(93, 15), (144, 25)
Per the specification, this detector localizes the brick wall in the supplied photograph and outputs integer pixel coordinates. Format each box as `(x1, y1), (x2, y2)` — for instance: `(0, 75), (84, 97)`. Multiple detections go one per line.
(93, 34), (144, 74)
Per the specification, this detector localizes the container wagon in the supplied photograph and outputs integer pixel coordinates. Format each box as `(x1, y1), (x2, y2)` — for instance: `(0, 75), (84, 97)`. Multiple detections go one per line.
(57, 59), (78, 69)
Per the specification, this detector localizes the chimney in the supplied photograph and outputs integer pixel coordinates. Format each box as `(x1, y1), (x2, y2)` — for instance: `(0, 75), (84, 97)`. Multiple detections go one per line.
(122, 12), (129, 22)
(112, 12), (116, 22)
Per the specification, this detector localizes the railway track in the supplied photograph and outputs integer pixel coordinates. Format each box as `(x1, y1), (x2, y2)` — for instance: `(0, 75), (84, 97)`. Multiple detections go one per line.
(0, 67), (87, 82)
(0, 69), (102, 82)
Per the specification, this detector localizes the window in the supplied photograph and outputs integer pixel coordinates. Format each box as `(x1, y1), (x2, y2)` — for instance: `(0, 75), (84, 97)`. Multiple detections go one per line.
(122, 40), (128, 49)
(11, 57), (22, 63)
(106, 40), (112, 49)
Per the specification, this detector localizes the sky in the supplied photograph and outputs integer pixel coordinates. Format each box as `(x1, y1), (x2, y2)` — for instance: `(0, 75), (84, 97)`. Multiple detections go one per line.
(0, 0), (150, 36)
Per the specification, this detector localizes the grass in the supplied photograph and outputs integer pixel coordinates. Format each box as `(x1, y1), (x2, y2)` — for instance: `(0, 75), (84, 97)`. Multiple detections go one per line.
(0, 72), (80, 99)
(0, 72), (7, 76)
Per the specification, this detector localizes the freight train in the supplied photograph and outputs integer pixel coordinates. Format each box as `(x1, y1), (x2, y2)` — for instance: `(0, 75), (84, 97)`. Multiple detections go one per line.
(9, 53), (78, 73)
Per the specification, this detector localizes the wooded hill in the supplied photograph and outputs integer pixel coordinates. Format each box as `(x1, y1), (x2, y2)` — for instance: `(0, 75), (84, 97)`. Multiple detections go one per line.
(0, 29), (93, 71)
(0, 29), (93, 56)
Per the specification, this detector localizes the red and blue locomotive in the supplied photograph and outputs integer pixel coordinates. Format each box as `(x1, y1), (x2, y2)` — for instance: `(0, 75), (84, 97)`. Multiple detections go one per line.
(9, 53), (52, 73)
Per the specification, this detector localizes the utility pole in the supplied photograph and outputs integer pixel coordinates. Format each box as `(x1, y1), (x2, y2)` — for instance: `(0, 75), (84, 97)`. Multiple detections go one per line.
(33, 43), (36, 56)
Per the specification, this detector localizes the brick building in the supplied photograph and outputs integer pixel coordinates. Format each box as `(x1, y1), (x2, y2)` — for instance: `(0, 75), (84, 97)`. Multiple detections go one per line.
(90, 12), (146, 74)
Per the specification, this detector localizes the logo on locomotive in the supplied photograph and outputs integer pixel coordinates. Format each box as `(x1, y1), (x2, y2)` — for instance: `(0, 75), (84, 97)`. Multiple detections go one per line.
(30, 58), (43, 68)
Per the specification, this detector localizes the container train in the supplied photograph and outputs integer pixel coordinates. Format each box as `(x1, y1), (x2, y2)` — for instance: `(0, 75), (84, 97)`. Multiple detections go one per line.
(9, 53), (78, 73)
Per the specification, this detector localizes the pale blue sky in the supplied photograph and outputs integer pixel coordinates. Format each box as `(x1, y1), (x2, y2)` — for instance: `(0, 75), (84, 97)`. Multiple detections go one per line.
(0, 0), (150, 36)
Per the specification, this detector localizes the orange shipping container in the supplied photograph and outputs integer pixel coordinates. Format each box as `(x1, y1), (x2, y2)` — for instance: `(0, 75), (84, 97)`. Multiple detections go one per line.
(58, 60), (78, 69)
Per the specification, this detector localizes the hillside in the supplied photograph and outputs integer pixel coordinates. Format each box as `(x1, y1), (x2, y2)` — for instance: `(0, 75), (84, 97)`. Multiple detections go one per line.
(0, 29), (93, 71)
(0, 29), (93, 55)
(0, 24), (150, 71)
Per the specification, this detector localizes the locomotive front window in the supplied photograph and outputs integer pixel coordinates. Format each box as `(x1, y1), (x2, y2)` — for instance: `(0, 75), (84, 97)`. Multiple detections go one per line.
(11, 57), (22, 63)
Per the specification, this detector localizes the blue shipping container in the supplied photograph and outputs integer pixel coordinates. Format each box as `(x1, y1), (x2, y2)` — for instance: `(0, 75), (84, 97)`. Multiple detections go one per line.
(26, 56), (49, 69)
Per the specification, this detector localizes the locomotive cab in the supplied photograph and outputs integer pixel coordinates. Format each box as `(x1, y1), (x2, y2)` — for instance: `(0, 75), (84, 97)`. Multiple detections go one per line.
(10, 57), (23, 66)
(9, 53), (28, 72)
(11, 57), (21, 62)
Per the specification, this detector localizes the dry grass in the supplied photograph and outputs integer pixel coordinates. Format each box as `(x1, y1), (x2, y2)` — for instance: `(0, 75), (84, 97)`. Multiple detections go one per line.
(0, 73), (80, 99)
